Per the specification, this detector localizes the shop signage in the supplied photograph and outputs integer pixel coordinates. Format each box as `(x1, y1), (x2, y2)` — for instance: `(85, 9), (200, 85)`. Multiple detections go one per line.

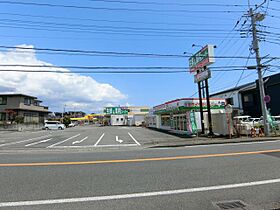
(104, 107), (128, 115)
(189, 45), (215, 73)
(194, 69), (211, 83)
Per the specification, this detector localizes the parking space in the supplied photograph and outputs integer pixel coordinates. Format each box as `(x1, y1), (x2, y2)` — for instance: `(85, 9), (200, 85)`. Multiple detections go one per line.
(0, 126), (161, 150)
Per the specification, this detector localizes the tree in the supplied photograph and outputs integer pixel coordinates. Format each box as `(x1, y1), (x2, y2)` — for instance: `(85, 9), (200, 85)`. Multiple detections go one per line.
(15, 116), (24, 124)
(63, 116), (71, 127)
(4, 109), (17, 123)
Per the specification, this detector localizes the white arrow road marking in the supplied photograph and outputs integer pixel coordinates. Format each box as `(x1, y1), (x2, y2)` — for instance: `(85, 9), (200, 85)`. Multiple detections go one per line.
(25, 138), (53, 147)
(72, 136), (88, 145)
(0, 178), (280, 207)
(47, 134), (81, 148)
(115, 136), (123, 143)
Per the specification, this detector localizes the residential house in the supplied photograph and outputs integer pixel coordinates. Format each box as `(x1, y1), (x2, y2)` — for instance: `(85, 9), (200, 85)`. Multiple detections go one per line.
(0, 93), (49, 124)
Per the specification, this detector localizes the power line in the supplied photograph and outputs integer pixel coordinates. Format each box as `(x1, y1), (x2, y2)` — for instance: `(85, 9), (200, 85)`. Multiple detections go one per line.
(0, 68), (262, 74)
(0, 23), (243, 39)
(88, 0), (248, 7)
(0, 18), (240, 33)
(0, 12), (232, 26)
(0, 64), (257, 70)
(0, 1), (244, 13)
(0, 45), (278, 59)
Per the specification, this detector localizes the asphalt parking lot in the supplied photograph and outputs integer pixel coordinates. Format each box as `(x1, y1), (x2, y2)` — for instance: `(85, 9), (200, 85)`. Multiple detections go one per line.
(0, 126), (183, 151)
(0, 126), (280, 209)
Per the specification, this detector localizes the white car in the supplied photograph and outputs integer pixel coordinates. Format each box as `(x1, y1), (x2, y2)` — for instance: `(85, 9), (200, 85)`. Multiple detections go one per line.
(68, 122), (76, 127)
(44, 121), (65, 130)
(243, 118), (261, 126)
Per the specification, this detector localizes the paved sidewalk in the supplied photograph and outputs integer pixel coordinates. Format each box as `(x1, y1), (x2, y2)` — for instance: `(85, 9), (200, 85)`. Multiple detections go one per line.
(144, 135), (280, 148)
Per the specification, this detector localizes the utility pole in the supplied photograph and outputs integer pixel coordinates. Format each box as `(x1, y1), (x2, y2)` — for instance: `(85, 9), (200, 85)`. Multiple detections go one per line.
(249, 4), (270, 136)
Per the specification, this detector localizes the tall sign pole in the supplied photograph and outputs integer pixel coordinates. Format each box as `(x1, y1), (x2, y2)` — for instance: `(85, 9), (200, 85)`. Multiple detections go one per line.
(189, 45), (215, 136)
(197, 80), (205, 134)
(249, 7), (270, 136)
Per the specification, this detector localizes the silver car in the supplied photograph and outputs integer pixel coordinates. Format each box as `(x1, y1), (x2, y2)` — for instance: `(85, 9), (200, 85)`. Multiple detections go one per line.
(44, 121), (65, 130)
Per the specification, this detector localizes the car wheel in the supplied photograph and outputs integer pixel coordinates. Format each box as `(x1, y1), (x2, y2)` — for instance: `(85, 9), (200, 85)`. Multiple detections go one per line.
(46, 127), (49, 130)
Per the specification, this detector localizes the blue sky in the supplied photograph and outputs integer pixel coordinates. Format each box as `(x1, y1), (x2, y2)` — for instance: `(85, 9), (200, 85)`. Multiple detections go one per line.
(0, 0), (279, 112)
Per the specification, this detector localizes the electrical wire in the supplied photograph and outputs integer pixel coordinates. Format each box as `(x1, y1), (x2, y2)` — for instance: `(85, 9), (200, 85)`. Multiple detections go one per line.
(88, 0), (248, 8)
(0, 1), (244, 13)
(0, 45), (278, 59)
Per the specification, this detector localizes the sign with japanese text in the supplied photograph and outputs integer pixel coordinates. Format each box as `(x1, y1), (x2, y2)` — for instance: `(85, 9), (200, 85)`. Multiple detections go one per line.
(104, 107), (128, 115)
(189, 45), (215, 73)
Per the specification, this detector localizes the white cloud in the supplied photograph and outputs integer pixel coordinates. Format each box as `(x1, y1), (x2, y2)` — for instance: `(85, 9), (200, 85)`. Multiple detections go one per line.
(0, 44), (127, 112)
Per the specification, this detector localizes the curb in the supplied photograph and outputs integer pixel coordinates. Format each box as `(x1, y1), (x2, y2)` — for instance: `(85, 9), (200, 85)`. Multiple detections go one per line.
(146, 138), (280, 148)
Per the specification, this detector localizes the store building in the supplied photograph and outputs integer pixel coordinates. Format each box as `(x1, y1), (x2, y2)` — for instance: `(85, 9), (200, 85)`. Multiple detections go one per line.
(104, 106), (149, 126)
(148, 98), (225, 134)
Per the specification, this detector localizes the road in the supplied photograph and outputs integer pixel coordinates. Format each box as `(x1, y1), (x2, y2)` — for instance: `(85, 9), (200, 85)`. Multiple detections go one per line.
(0, 126), (279, 209)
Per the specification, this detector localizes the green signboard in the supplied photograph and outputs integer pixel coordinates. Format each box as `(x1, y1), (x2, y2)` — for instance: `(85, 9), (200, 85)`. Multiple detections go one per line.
(104, 107), (128, 115)
(189, 45), (215, 73)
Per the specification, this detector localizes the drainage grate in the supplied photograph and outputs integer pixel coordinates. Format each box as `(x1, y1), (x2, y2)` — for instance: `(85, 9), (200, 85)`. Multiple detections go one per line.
(215, 200), (247, 209)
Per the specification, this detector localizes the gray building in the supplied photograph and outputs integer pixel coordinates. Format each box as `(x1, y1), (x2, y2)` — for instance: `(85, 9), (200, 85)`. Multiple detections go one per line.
(211, 72), (280, 117)
(0, 93), (49, 124)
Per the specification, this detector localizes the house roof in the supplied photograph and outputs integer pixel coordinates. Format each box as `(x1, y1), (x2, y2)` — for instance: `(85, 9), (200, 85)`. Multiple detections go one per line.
(210, 82), (255, 96)
(210, 72), (280, 96)
(0, 93), (37, 99)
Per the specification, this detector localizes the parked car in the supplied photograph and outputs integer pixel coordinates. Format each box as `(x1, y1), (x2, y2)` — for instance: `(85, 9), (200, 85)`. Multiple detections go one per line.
(233, 116), (251, 125)
(243, 118), (261, 127)
(44, 121), (65, 130)
(68, 122), (76, 127)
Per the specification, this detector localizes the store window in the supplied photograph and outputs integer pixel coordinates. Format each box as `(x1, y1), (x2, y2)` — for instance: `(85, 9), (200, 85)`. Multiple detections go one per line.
(0, 96), (7, 105)
(161, 115), (170, 127)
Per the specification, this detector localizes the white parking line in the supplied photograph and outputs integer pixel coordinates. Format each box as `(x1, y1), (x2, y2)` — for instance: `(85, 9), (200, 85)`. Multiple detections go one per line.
(0, 178), (279, 207)
(25, 138), (53, 147)
(128, 132), (141, 146)
(94, 144), (138, 148)
(94, 133), (105, 146)
(0, 135), (52, 147)
(47, 134), (81, 148)
(54, 144), (138, 148)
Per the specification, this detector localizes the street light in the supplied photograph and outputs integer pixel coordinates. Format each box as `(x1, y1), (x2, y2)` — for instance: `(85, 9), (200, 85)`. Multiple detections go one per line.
(192, 44), (217, 49)
(62, 104), (66, 119)
(192, 44), (204, 48)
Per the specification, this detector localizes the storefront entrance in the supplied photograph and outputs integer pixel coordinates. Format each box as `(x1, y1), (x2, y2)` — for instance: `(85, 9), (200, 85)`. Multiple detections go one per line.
(172, 114), (188, 131)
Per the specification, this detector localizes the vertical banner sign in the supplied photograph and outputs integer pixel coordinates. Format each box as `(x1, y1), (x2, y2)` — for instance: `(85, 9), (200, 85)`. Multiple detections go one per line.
(186, 112), (192, 133)
(190, 111), (197, 134)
